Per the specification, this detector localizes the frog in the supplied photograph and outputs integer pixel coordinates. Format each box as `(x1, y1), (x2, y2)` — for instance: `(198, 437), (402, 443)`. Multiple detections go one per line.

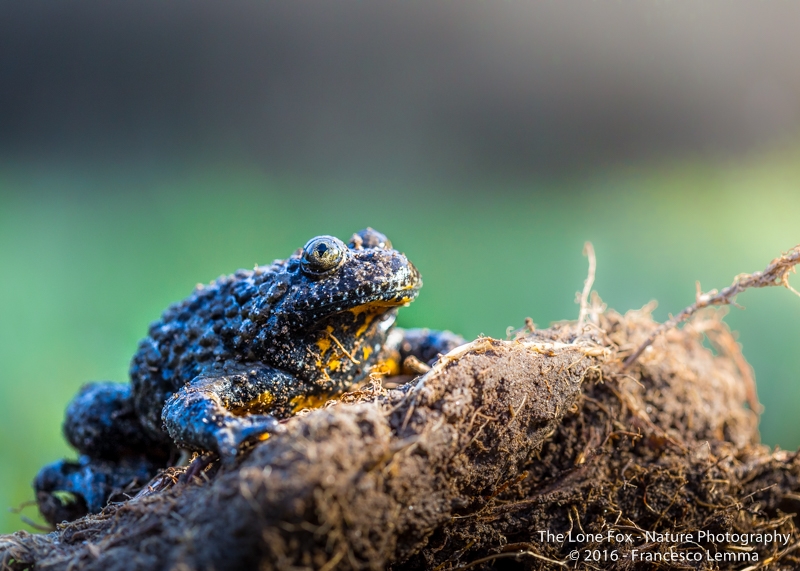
(34, 228), (464, 525)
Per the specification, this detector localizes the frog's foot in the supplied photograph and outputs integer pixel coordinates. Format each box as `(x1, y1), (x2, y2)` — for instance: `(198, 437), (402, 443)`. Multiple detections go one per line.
(34, 460), (89, 524)
(34, 455), (160, 525)
(213, 414), (284, 465)
(162, 368), (293, 466)
(385, 328), (466, 374)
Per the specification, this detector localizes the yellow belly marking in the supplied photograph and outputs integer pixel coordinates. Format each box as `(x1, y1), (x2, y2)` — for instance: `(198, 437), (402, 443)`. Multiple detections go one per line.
(229, 391), (275, 416)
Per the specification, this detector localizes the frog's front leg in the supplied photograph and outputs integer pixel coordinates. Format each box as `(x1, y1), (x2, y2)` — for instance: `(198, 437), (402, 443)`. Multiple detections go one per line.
(385, 327), (466, 374)
(162, 366), (299, 464)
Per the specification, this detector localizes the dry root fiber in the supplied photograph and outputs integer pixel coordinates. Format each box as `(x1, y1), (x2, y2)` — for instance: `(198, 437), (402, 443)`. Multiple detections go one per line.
(2, 305), (800, 571)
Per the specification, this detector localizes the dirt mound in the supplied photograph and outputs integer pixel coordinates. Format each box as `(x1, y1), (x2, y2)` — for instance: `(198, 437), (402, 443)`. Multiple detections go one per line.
(3, 303), (800, 570)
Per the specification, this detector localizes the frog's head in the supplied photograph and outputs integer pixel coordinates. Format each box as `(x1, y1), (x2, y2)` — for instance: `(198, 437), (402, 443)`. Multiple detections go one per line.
(285, 228), (421, 323)
(258, 228), (420, 383)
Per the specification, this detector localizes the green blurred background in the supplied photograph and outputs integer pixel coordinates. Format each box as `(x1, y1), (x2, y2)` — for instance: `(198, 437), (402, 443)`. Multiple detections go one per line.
(2, 1), (800, 534)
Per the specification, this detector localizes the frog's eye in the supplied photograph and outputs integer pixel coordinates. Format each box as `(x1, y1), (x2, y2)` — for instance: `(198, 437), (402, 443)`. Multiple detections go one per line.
(301, 236), (347, 276)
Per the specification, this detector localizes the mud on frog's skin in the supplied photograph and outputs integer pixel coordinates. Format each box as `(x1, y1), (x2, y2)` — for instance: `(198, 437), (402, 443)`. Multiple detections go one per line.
(34, 228), (464, 525)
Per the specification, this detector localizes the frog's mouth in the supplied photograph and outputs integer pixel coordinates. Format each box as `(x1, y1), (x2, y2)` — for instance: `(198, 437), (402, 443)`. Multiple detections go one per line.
(307, 285), (418, 322)
(351, 287), (418, 309)
(302, 261), (421, 317)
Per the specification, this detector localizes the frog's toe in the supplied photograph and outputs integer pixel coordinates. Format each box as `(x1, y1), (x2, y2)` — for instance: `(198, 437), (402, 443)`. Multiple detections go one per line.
(215, 415), (284, 465)
(34, 460), (90, 525)
(214, 429), (241, 466)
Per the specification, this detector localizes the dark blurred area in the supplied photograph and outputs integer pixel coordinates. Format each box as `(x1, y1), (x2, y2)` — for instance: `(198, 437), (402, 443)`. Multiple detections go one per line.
(2, 1), (800, 178)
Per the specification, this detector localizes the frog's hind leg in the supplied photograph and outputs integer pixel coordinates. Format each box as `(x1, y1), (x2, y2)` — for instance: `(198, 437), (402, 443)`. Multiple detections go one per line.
(35, 382), (171, 525)
(162, 366), (297, 465)
(35, 455), (161, 525)
(384, 327), (466, 374)
(63, 382), (172, 460)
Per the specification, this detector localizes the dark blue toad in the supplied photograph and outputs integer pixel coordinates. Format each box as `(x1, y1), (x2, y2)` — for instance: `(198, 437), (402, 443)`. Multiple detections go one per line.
(34, 229), (464, 525)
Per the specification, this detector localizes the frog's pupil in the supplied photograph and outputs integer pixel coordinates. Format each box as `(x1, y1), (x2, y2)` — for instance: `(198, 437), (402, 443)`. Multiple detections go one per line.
(316, 244), (328, 256)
